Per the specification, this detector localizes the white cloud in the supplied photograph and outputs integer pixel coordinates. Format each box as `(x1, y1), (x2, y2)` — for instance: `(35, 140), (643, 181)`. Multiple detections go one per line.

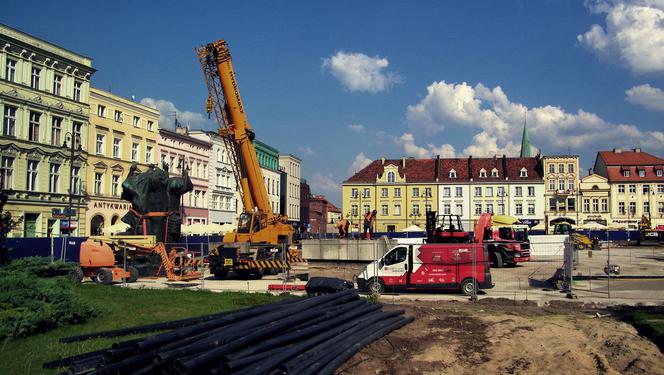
(140, 98), (211, 130)
(348, 124), (365, 133)
(626, 83), (664, 110)
(322, 51), (402, 93)
(577, 1), (664, 74)
(396, 133), (456, 158)
(348, 152), (373, 174)
(299, 147), (315, 156)
(309, 172), (339, 196)
(405, 80), (664, 157)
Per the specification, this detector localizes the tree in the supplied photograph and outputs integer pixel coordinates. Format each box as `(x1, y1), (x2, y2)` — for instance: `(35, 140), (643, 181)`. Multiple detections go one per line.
(0, 189), (22, 263)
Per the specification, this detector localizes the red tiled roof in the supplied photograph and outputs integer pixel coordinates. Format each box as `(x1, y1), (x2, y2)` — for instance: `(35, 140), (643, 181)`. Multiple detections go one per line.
(598, 150), (664, 166)
(326, 201), (341, 213)
(438, 158), (470, 182)
(404, 158), (435, 182)
(605, 166), (664, 182)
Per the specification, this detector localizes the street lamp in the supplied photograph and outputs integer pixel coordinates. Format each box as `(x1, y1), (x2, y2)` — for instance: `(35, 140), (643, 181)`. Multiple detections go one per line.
(62, 132), (82, 236)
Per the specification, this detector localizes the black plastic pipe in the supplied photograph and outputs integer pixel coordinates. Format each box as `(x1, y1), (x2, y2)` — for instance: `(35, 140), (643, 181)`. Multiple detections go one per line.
(43, 350), (106, 369)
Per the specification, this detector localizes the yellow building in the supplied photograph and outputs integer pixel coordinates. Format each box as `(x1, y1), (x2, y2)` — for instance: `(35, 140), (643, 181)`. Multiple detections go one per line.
(86, 87), (159, 235)
(578, 173), (611, 226)
(342, 158), (438, 232)
(542, 155), (580, 231)
(0, 24), (95, 237)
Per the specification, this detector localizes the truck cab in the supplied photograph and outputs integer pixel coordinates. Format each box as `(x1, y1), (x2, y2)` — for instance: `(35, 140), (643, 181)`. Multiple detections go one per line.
(482, 217), (531, 268)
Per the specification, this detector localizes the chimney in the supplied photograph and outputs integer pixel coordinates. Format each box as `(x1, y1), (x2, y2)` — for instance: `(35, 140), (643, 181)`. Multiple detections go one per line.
(175, 124), (188, 135)
(588, 168), (593, 176)
(613, 148), (622, 153)
(435, 155), (440, 182)
(502, 154), (508, 180)
(402, 157), (406, 168)
(381, 157), (385, 165)
(467, 155), (473, 181)
(633, 148), (641, 153)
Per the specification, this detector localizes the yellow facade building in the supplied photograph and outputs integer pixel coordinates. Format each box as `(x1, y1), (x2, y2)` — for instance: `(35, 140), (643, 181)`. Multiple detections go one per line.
(542, 155), (580, 231)
(86, 87), (159, 235)
(578, 173), (611, 226)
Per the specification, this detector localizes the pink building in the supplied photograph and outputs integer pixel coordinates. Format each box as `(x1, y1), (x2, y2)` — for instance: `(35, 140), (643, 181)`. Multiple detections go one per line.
(159, 126), (211, 225)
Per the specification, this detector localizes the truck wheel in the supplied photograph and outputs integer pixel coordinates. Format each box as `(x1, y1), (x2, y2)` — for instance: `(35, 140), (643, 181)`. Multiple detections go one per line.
(368, 278), (385, 294)
(126, 266), (139, 283)
(492, 252), (504, 268)
(460, 278), (478, 295)
(213, 269), (228, 279)
(253, 268), (264, 280)
(95, 268), (113, 285)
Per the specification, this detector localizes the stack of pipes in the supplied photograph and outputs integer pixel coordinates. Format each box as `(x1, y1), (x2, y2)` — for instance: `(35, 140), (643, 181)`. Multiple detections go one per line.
(44, 289), (412, 375)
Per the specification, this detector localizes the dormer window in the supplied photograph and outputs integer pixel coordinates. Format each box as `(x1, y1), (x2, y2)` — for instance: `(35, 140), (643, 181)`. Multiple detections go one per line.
(479, 168), (487, 178)
(520, 168), (528, 177)
(491, 168), (499, 177)
(657, 169), (663, 177)
(638, 169), (645, 178)
(623, 170), (630, 177)
(387, 171), (395, 183)
(449, 169), (457, 178)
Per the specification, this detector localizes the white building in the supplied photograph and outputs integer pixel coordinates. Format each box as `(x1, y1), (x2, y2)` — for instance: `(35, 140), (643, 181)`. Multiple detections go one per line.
(279, 154), (301, 224)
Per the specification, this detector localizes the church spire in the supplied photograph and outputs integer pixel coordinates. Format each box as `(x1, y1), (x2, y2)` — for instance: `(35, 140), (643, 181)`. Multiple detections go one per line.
(520, 113), (532, 158)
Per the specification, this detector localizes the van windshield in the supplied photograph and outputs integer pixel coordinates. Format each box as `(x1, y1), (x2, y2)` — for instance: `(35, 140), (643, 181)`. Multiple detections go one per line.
(384, 247), (407, 265)
(514, 228), (528, 242)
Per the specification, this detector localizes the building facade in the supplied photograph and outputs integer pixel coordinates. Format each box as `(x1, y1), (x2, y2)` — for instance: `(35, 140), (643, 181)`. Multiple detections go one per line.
(342, 155), (544, 233)
(279, 154), (301, 226)
(578, 173), (611, 226)
(254, 140), (281, 214)
(190, 130), (237, 225)
(594, 148), (664, 229)
(542, 155), (580, 231)
(159, 126), (211, 226)
(86, 87), (159, 235)
(0, 24), (95, 237)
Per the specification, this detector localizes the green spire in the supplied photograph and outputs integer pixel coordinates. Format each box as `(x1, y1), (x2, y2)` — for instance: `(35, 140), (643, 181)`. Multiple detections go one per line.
(520, 113), (532, 158)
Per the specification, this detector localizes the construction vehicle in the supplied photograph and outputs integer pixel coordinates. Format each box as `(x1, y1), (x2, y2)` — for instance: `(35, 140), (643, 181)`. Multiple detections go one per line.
(638, 215), (664, 245)
(196, 39), (299, 279)
(425, 212), (529, 268)
(551, 218), (595, 249)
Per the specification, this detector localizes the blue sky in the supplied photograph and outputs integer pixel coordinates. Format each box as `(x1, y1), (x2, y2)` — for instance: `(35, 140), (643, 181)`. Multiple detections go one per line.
(4, 1), (664, 205)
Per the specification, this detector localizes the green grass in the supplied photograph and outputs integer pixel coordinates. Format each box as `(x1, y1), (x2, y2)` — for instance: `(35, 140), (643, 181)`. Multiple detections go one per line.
(0, 284), (289, 374)
(629, 312), (664, 353)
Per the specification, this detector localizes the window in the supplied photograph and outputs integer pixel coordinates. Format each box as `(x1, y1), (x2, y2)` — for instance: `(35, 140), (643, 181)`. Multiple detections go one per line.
(644, 201), (650, 215)
(146, 145), (153, 163)
(497, 203), (504, 215)
(629, 185), (636, 193)
(53, 74), (62, 96)
(638, 170), (645, 178)
(383, 247), (407, 266)
(486, 187), (493, 197)
(549, 198), (557, 211)
(629, 202), (636, 215)
(443, 203), (451, 215)
(425, 204), (431, 213)
(528, 203), (535, 215)
(26, 160), (38, 191)
(425, 187), (432, 197)
(474, 202), (482, 215)
(412, 188), (419, 198)
(623, 170), (630, 177)
(49, 163), (59, 193)
(548, 164), (555, 173)
(381, 188), (388, 198)
(643, 185), (649, 194)
(491, 168), (498, 177)
(147, 120), (154, 131)
(351, 188), (358, 198)
(515, 186), (522, 197)
(658, 184), (664, 193)
(592, 199), (599, 212)
(1, 157), (14, 189)
(618, 202), (625, 215)
(601, 199), (608, 212)
(363, 204), (370, 214)
(5, 59), (16, 82)
(112, 138), (121, 158)
(73, 122), (82, 149)
(449, 169), (457, 178)
(568, 180), (574, 191)
(520, 168), (527, 177)
(98, 105), (106, 117)
(486, 203), (493, 213)
(659, 202), (664, 214)
(394, 188), (401, 197)
(351, 205), (358, 216)
(618, 184), (625, 193)
(549, 180), (555, 191)
(567, 198), (576, 211)
(131, 142), (139, 162)
(387, 171), (395, 182)
(455, 204), (463, 215)
(216, 171), (222, 186)
(528, 186), (535, 197)
(515, 203), (523, 215)
(412, 204), (420, 216)
(133, 116), (140, 127)
(474, 187), (482, 197)
(31, 67), (40, 89)
(583, 199), (590, 212)
(443, 187), (451, 197)
(497, 186), (505, 197)
(3, 106), (16, 137)
(71, 166), (80, 194)
(94, 172), (103, 195)
(479, 169), (487, 178)
(114, 110), (123, 122)
(455, 187), (463, 197)
(568, 164), (574, 173)
(558, 180), (564, 190)
(657, 169), (663, 177)
(558, 164), (564, 173)
(394, 204), (401, 216)
(51, 117), (62, 145)
(96, 134), (105, 154)
(73, 81), (82, 102)
(363, 188), (370, 198)
(381, 204), (388, 216)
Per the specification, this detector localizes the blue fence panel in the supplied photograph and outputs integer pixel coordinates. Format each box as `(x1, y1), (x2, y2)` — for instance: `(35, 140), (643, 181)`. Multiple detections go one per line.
(6, 236), (87, 262)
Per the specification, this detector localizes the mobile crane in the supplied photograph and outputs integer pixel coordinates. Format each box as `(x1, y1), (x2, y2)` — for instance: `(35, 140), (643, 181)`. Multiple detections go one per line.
(196, 39), (299, 279)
